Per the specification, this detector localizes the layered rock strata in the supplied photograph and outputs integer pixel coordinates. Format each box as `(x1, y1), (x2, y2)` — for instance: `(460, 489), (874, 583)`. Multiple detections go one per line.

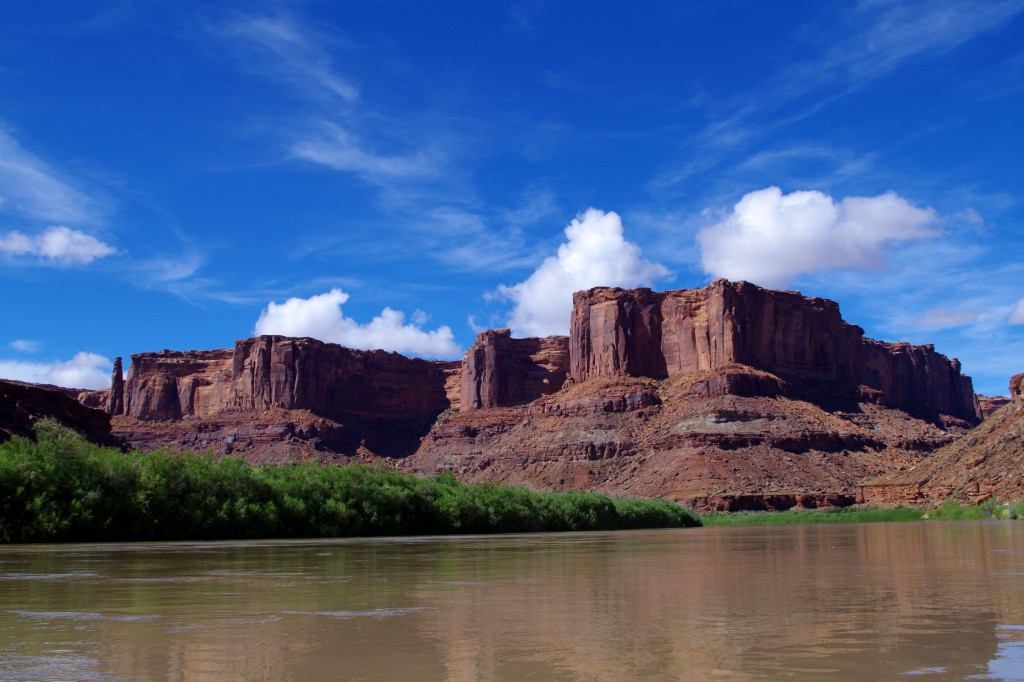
(861, 373), (1024, 507)
(461, 329), (568, 409)
(405, 281), (980, 509)
(569, 280), (978, 424)
(115, 336), (458, 458)
(407, 366), (964, 510)
(82, 280), (985, 507)
(978, 395), (1011, 420)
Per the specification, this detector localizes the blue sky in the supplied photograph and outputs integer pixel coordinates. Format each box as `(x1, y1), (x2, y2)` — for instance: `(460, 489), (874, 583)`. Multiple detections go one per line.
(1, 0), (1022, 396)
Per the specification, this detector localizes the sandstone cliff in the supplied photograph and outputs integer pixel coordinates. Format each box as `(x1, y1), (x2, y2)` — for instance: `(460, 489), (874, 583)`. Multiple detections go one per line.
(569, 280), (978, 424)
(861, 373), (1024, 507)
(405, 281), (979, 509)
(978, 395), (1011, 420)
(115, 336), (457, 458)
(461, 329), (568, 409)
(91, 280), (984, 508)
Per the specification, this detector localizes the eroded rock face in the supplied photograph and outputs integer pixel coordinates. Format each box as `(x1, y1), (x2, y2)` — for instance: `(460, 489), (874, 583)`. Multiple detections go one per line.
(0, 379), (121, 448)
(570, 280), (979, 424)
(125, 349), (234, 420)
(1012, 373), (1024, 400)
(107, 357), (124, 415)
(118, 336), (458, 457)
(978, 396), (1012, 420)
(861, 371), (1024, 507)
(405, 366), (965, 510)
(461, 329), (569, 410)
(92, 280), (987, 506)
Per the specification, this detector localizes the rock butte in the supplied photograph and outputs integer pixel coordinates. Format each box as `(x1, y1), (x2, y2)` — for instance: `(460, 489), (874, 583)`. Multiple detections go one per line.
(44, 279), (1019, 510)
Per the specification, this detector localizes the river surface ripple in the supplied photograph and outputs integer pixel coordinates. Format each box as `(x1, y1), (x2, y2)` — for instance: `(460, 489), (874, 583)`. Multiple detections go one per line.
(1, 522), (1023, 681)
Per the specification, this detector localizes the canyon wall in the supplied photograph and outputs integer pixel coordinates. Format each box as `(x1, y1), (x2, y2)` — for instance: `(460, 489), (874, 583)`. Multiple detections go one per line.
(569, 280), (979, 423)
(230, 336), (456, 425)
(118, 337), (459, 457)
(460, 329), (569, 409)
(124, 349), (235, 420)
(122, 336), (456, 423)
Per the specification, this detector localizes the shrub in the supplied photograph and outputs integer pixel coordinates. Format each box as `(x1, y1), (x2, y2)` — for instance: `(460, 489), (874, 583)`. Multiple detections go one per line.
(0, 422), (700, 543)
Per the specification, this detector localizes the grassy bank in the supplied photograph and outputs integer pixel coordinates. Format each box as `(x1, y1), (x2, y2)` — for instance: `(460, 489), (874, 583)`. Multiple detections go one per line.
(701, 500), (1024, 526)
(0, 420), (700, 543)
(700, 506), (925, 526)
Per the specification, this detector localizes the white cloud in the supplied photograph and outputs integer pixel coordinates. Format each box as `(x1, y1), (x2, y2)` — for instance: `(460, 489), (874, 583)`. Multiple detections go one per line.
(9, 339), (41, 353)
(0, 225), (117, 266)
(222, 15), (358, 103)
(254, 289), (462, 359)
(697, 187), (937, 288)
(1010, 298), (1024, 325)
(498, 209), (668, 337)
(291, 122), (434, 180)
(0, 129), (102, 225)
(910, 307), (980, 331)
(0, 352), (112, 389)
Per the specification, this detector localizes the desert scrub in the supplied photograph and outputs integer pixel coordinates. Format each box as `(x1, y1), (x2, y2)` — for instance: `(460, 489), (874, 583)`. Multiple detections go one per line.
(700, 506), (925, 526)
(0, 420), (700, 543)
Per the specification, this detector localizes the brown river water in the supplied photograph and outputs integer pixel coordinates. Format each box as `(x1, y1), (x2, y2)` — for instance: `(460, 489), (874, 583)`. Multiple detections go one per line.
(2, 522), (1024, 681)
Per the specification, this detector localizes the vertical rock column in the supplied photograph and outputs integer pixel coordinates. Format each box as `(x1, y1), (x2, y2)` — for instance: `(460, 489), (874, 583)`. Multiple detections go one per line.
(107, 357), (124, 415)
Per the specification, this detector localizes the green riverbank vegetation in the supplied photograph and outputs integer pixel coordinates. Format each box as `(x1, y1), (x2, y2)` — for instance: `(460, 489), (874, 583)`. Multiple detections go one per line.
(924, 498), (1024, 521)
(701, 506), (925, 526)
(0, 420), (700, 543)
(702, 499), (1024, 526)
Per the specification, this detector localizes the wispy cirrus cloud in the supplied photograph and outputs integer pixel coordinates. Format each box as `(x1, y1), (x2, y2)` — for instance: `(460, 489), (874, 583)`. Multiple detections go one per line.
(219, 13), (359, 103)
(217, 13), (439, 187)
(823, 0), (1024, 83)
(910, 307), (981, 331)
(0, 128), (106, 225)
(290, 121), (435, 180)
(9, 339), (41, 353)
(1010, 298), (1024, 325)
(652, 0), (1024, 192)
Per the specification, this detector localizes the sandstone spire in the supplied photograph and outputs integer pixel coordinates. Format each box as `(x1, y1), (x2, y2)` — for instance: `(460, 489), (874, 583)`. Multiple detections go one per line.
(108, 356), (124, 415)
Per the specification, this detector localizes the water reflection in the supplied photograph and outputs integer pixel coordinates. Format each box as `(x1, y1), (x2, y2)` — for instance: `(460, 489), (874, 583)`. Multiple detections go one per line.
(0, 523), (1023, 680)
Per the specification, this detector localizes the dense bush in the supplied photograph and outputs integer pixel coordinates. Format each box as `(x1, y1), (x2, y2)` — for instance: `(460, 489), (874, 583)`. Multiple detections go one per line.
(0, 420), (700, 543)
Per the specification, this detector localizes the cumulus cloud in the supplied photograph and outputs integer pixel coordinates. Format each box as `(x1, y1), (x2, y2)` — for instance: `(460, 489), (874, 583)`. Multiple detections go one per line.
(254, 289), (462, 359)
(697, 187), (937, 288)
(1010, 298), (1024, 325)
(0, 352), (112, 389)
(0, 225), (117, 265)
(497, 209), (668, 337)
